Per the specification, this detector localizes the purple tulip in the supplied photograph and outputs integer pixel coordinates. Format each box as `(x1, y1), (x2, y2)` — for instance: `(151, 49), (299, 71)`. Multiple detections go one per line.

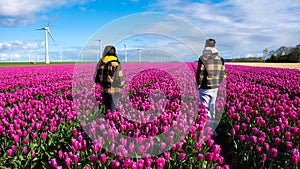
(58, 150), (63, 159)
(250, 136), (257, 144)
(178, 153), (186, 161)
(286, 141), (293, 149)
(7, 149), (13, 157)
(65, 157), (71, 167)
(31, 151), (36, 158)
(90, 154), (97, 163)
(195, 141), (201, 151)
(11, 145), (16, 151)
(197, 153), (204, 161)
(285, 131), (291, 141)
(175, 142), (183, 151)
(270, 148), (278, 158)
(111, 160), (120, 169)
(12, 135), (19, 143)
(100, 154), (107, 163)
(73, 154), (79, 163)
(50, 158), (57, 168)
(163, 152), (170, 160)
(41, 132), (47, 140)
(255, 146), (262, 154)
(206, 138), (214, 147)
(213, 145), (221, 154)
(22, 147), (28, 154)
(251, 127), (259, 135)
(31, 132), (37, 139)
(205, 152), (214, 161)
(264, 143), (269, 151)
(159, 142), (166, 150)
(217, 156), (224, 165)
(274, 137), (281, 146)
(155, 157), (165, 169)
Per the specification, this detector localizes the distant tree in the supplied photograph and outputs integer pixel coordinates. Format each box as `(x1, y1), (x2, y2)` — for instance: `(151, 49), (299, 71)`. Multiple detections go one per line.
(263, 48), (268, 61)
(266, 44), (300, 63)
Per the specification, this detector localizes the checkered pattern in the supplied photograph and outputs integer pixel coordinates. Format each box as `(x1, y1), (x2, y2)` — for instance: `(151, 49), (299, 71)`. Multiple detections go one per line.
(196, 54), (226, 89)
(96, 60), (124, 94)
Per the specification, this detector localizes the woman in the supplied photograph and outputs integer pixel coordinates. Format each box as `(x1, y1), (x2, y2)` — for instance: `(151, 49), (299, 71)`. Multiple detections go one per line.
(94, 45), (124, 113)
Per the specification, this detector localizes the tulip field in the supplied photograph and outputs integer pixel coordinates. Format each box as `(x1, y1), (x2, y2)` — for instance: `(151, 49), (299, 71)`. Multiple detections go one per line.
(0, 63), (299, 169)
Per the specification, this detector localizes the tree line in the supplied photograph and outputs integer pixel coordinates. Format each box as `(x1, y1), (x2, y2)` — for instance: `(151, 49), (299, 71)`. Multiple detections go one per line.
(264, 44), (300, 63)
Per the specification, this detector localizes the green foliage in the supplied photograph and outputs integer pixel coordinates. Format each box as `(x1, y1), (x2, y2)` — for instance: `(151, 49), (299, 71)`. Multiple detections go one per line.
(266, 44), (300, 63)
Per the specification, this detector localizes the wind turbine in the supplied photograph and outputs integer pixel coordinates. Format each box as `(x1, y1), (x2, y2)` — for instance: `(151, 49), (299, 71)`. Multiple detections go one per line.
(27, 49), (32, 63)
(37, 22), (55, 64)
(124, 44), (127, 62)
(59, 48), (64, 62)
(138, 48), (142, 62)
(97, 39), (104, 61)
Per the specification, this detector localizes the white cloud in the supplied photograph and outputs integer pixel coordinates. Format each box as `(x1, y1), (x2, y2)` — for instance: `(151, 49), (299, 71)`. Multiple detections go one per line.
(0, 53), (21, 61)
(153, 0), (300, 58)
(0, 40), (41, 51)
(0, 0), (90, 26)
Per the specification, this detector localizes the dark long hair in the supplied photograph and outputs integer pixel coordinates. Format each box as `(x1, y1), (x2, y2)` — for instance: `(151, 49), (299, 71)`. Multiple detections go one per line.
(102, 45), (117, 57)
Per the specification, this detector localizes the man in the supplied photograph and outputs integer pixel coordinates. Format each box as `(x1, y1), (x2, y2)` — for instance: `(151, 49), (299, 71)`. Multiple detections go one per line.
(94, 45), (125, 113)
(196, 39), (226, 137)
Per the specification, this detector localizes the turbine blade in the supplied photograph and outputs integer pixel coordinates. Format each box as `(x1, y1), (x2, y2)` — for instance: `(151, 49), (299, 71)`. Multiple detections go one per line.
(47, 20), (51, 27)
(47, 30), (55, 42)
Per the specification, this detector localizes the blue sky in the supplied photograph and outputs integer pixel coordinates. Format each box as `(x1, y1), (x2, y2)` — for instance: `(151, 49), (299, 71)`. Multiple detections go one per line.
(0, 0), (299, 62)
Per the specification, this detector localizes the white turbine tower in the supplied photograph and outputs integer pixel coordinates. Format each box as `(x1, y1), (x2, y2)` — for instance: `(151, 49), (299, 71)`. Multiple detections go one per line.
(59, 48), (64, 62)
(37, 22), (55, 64)
(124, 44), (127, 62)
(138, 48), (141, 62)
(97, 39), (104, 61)
(27, 49), (32, 63)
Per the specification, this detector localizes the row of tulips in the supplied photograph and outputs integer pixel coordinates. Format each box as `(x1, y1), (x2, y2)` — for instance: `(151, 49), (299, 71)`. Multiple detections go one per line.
(0, 64), (228, 168)
(227, 65), (300, 97)
(191, 63), (300, 169)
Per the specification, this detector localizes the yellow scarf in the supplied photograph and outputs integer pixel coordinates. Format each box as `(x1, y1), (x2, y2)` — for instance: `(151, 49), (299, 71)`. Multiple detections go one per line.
(102, 55), (118, 64)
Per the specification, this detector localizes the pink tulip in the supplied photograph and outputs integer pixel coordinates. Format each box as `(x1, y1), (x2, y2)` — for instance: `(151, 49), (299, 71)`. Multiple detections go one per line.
(195, 141), (201, 151)
(12, 135), (19, 143)
(213, 145), (221, 154)
(31, 132), (37, 139)
(206, 138), (214, 147)
(31, 151), (36, 158)
(197, 153), (204, 161)
(250, 136), (257, 144)
(50, 158), (58, 168)
(73, 154), (79, 163)
(90, 154), (97, 163)
(163, 152), (170, 160)
(22, 147), (28, 154)
(155, 157), (165, 169)
(285, 131), (291, 141)
(178, 153), (186, 161)
(111, 160), (120, 169)
(205, 152), (214, 161)
(58, 150), (63, 159)
(41, 132), (47, 140)
(100, 153), (107, 163)
(217, 156), (224, 165)
(65, 157), (71, 167)
(251, 127), (259, 135)
(286, 141), (293, 149)
(7, 149), (13, 157)
(274, 137), (281, 146)
(270, 148), (278, 158)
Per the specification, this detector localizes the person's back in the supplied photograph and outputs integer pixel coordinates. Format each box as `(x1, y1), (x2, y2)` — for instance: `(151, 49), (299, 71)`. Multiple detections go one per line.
(197, 53), (225, 89)
(95, 45), (124, 112)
